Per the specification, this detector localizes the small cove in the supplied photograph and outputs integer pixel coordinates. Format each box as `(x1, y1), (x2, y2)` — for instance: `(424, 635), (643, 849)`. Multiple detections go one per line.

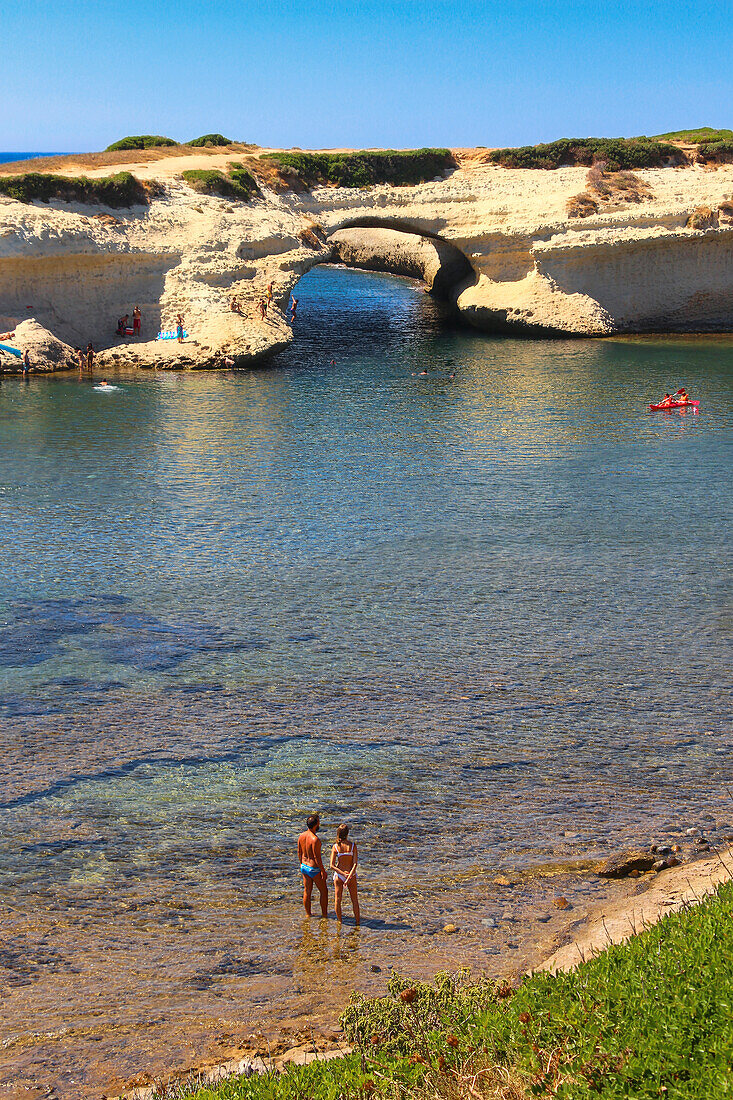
(0, 266), (731, 1097)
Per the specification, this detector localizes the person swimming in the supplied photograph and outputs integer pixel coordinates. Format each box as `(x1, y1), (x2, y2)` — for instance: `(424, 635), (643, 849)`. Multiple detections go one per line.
(297, 813), (328, 917)
(329, 823), (360, 925)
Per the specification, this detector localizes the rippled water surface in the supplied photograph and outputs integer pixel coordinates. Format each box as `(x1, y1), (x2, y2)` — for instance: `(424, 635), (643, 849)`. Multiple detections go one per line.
(1, 267), (731, 1096)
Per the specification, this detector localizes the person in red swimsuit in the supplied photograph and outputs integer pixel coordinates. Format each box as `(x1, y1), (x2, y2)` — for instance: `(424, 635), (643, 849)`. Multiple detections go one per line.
(133, 306), (141, 336)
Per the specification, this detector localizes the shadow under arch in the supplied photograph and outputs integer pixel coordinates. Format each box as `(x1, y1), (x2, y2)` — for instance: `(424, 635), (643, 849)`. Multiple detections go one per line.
(318, 217), (477, 304)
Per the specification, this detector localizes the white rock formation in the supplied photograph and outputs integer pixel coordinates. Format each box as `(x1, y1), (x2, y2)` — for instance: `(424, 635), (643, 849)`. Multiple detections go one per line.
(0, 318), (76, 372)
(1, 153), (732, 370)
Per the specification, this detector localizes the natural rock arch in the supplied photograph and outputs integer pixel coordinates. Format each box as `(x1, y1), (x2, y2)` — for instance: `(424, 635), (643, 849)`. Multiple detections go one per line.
(320, 220), (477, 304)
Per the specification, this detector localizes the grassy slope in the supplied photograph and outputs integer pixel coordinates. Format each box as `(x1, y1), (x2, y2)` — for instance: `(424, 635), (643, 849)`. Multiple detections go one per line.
(655, 128), (733, 143)
(173, 878), (733, 1099)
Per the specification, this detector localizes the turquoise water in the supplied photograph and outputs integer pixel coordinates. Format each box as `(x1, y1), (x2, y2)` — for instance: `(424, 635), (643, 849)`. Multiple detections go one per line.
(0, 267), (731, 1095)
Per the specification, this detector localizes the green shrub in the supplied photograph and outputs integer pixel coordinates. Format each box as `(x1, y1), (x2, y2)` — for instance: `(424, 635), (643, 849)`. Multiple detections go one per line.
(697, 139), (733, 163)
(181, 167), (258, 200)
(262, 148), (454, 188)
(655, 127), (733, 143)
(487, 137), (683, 171)
(0, 171), (148, 207)
(187, 134), (233, 147)
(105, 135), (178, 151)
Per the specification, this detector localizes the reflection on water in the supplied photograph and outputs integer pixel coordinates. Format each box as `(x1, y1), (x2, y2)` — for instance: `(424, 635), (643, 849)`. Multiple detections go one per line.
(0, 267), (731, 1097)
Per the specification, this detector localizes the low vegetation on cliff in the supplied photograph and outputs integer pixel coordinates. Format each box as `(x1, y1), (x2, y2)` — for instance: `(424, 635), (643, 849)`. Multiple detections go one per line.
(0, 171), (149, 206)
(696, 139), (733, 164)
(171, 878), (733, 1099)
(488, 137), (682, 171)
(656, 127), (733, 144)
(105, 134), (178, 151)
(262, 149), (454, 189)
(566, 192), (599, 218)
(656, 125), (733, 161)
(187, 134), (234, 147)
(181, 165), (258, 200)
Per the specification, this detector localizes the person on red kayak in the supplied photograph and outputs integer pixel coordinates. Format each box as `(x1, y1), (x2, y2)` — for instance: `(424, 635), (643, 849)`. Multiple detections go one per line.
(660, 393), (673, 407)
(676, 388), (688, 403)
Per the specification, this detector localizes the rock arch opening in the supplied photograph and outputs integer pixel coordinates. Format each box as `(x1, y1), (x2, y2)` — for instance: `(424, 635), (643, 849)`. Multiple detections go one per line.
(322, 220), (477, 305)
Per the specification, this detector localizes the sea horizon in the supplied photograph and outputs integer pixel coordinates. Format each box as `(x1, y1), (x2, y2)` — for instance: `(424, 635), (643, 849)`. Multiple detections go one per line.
(0, 152), (74, 164)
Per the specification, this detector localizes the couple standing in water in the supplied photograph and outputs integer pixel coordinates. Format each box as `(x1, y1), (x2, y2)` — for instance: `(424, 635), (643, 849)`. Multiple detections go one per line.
(297, 814), (360, 925)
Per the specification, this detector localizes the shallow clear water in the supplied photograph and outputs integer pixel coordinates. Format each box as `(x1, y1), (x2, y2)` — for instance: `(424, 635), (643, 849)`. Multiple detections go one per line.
(1, 267), (731, 1095)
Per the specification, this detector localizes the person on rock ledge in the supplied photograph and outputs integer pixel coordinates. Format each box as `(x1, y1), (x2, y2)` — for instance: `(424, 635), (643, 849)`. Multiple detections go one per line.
(297, 813), (328, 918)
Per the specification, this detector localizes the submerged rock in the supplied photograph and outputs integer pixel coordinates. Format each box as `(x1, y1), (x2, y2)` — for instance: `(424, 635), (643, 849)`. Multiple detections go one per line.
(597, 850), (656, 878)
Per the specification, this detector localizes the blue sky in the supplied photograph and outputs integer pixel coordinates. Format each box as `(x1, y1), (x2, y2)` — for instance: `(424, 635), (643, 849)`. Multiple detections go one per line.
(2, 0), (731, 151)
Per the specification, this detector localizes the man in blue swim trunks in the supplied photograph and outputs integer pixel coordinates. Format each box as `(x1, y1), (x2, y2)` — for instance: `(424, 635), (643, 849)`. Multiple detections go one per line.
(297, 813), (328, 917)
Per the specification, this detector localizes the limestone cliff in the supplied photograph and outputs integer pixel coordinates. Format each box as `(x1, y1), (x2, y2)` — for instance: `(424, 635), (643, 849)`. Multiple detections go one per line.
(1, 150), (732, 370)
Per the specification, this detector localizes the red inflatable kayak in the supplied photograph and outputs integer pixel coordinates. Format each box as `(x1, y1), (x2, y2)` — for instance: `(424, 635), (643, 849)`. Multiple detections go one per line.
(649, 399), (699, 411)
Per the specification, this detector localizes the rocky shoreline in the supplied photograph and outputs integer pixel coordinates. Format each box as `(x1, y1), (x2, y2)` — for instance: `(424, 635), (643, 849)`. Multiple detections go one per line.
(116, 835), (733, 1100)
(2, 149), (733, 375)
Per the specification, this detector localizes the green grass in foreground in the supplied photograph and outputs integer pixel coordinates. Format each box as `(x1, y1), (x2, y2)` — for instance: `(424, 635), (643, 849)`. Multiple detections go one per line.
(106, 134), (178, 151)
(174, 878), (733, 1099)
(181, 166), (258, 201)
(0, 171), (148, 206)
(262, 149), (454, 188)
(487, 137), (683, 171)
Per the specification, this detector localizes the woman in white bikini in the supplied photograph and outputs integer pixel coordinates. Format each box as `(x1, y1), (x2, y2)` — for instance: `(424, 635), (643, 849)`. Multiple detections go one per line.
(330, 823), (360, 925)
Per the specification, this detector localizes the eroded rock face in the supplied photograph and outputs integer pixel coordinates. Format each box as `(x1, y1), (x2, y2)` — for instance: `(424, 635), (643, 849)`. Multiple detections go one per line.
(1, 154), (733, 369)
(329, 226), (475, 302)
(1, 318), (76, 371)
